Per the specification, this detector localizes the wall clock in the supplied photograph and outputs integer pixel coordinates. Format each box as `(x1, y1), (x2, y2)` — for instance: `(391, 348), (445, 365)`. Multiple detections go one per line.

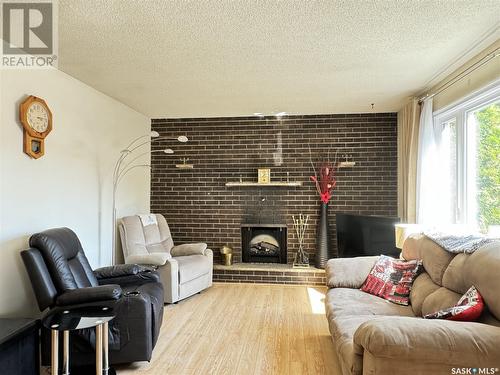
(19, 95), (53, 159)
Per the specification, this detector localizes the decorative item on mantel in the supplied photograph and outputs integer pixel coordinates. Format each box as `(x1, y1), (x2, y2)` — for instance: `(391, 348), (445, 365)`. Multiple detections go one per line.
(220, 244), (233, 266)
(225, 168), (302, 187)
(310, 147), (338, 269)
(292, 214), (310, 268)
(258, 168), (271, 184)
(175, 158), (194, 169)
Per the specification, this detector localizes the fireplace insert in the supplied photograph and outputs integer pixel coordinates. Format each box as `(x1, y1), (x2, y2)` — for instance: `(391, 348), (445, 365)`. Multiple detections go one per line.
(241, 224), (287, 264)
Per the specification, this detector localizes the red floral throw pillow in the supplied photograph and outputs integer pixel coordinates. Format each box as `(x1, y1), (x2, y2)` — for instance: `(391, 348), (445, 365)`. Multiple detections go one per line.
(360, 255), (423, 305)
(423, 286), (484, 321)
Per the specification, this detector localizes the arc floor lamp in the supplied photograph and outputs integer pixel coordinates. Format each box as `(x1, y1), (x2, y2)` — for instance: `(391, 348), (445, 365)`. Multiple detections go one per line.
(111, 130), (188, 265)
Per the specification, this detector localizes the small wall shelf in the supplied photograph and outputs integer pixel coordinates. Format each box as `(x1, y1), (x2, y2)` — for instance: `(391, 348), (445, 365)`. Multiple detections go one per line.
(175, 158), (193, 169)
(225, 181), (302, 187)
(175, 164), (194, 169)
(338, 161), (356, 168)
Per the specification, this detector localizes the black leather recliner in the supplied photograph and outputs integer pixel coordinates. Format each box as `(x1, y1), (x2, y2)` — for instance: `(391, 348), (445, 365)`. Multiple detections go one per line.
(21, 227), (164, 367)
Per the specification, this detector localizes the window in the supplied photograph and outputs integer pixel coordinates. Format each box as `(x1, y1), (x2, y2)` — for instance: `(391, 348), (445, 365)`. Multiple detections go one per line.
(434, 83), (500, 234)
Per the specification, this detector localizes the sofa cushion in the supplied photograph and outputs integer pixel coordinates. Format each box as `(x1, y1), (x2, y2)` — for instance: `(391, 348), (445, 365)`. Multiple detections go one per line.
(325, 288), (416, 321)
(403, 234), (454, 286)
(171, 243), (208, 257)
(176, 255), (212, 284)
(326, 256), (379, 289)
(442, 253), (469, 294)
(119, 215), (175, 258)
(464, 242), (500, 320)
(421, 287), (461, 316)
(360, 255), (422, 305)
(409, 273), (440, 316)
(424, 286), (484, 321)
(353, 316), (500, 368)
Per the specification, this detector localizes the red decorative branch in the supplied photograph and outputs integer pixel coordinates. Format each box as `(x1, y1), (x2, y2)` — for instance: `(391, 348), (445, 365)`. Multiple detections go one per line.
(310, 162), (337, 204)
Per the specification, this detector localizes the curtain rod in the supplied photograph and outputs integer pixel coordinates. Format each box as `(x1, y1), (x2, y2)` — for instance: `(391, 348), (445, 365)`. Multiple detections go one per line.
(418, 47), (500, 104)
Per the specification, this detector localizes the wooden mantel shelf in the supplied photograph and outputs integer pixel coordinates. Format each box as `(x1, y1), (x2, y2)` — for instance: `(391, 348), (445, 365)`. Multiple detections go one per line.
(225, 181), (302, 187)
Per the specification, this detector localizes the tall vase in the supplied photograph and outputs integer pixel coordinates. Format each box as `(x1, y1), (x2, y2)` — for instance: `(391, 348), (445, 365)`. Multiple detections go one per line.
(315, 202), (331, 269)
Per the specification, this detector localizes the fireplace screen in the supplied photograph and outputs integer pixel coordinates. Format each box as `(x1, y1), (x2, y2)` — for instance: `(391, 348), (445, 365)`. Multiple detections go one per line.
(241, 224), (287, 264)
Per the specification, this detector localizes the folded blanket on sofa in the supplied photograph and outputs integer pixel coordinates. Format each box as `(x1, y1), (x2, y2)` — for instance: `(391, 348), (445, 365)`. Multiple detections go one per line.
(424, 231), (494, 254)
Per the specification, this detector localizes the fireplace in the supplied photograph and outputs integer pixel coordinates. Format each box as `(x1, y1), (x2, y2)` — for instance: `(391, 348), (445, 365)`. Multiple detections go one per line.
(241, 224), (287, 264)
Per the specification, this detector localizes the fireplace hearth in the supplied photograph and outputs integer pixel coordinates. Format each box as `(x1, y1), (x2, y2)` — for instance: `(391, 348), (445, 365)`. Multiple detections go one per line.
(241, 224), (287, 264)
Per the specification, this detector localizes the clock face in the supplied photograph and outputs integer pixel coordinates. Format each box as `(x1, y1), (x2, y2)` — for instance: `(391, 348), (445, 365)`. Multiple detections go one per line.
(27, 102), (49, 133)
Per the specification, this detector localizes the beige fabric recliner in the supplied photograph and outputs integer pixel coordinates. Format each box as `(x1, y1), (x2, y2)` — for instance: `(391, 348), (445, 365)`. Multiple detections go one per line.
(118, 214), (213, 303)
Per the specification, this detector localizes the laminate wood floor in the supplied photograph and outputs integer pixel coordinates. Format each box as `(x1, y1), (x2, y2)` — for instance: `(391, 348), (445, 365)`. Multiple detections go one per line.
(116, 283), (341, 375)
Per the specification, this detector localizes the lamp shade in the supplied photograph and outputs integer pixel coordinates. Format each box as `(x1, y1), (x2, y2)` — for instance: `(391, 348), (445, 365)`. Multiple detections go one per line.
(395, 224), (423, 249)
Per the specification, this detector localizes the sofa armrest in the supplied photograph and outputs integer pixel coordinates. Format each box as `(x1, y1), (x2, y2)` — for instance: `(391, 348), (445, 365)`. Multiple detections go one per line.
(94, 264), (146, 279)
(204, 248), (213, 257)
(56, 285), (122, 306)
(95, 263), (159, 286)
(126, 253), (171, 266)
(161, 258), (179, 303)
(171, 243), (207, 257)
(326, 256), (378, 288)
(98, 269), (160, 287)
(353, 316), (500, 366)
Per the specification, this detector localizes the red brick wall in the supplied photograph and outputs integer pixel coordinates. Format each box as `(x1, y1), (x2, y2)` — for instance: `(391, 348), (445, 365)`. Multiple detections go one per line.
(151, 113), (398, 264)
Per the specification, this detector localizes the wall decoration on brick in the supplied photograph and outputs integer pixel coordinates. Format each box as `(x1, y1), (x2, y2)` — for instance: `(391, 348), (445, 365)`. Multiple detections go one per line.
(151, 113), (398, 265)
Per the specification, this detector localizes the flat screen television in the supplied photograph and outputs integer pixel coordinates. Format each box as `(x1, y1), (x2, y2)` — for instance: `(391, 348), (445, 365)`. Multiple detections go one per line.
(336, 213), (400, 258)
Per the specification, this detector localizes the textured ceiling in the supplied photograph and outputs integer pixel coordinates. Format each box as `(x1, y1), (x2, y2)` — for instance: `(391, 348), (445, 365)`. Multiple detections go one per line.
(58, 1), (500, 118)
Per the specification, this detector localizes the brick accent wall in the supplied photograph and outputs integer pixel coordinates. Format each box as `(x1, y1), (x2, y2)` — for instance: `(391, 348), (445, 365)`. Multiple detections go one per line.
(151, 113), (398, 265)
(213, 267), (326, 286)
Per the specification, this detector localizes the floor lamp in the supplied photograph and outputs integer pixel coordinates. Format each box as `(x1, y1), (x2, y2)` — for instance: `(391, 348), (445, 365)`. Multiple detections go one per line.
(111, 130), (188, 265)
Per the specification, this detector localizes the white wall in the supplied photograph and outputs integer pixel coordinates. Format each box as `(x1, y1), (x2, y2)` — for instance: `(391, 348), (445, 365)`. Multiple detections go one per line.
(0, 68), (150, 317)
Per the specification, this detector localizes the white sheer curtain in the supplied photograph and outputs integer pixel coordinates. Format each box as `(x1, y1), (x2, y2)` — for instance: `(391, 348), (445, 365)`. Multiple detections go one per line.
(416, 98), (448, 224)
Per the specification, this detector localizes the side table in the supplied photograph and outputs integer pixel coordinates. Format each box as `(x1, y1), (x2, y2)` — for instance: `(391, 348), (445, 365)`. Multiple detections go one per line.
(0, 318), (40, 375)
(42, 305), (115, 375)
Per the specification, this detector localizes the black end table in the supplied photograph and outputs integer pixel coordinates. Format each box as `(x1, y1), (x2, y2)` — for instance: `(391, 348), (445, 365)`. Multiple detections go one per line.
(0, 318), (40, 375)
(42, 305), (115, 375)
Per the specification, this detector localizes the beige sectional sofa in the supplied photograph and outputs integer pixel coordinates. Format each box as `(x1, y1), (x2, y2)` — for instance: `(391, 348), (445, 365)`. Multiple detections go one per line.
(325, 233), (500, 375)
